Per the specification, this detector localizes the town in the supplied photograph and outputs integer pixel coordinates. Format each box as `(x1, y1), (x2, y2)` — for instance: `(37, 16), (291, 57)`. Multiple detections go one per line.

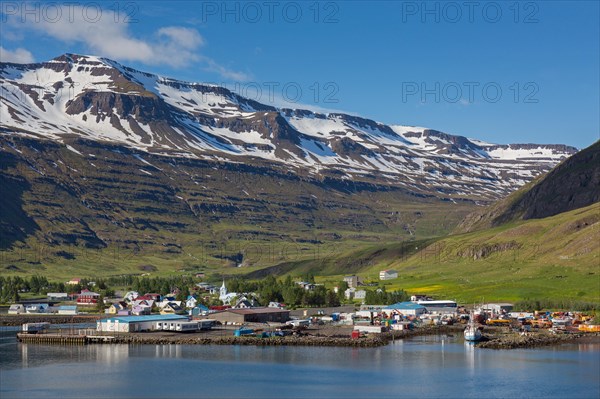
(3, 273), (598, 348)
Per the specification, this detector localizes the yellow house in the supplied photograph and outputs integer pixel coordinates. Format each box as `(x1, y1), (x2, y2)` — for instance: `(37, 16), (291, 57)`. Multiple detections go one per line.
(160, 302), (186, 315)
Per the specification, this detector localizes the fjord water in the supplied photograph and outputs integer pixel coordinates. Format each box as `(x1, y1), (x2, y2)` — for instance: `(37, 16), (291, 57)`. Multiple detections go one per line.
(1, 333), (598, 399)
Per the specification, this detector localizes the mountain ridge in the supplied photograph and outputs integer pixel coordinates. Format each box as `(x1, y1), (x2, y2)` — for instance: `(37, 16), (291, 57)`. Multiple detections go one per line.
(0, 54), (588, 276)
(1, 53), (577, 200)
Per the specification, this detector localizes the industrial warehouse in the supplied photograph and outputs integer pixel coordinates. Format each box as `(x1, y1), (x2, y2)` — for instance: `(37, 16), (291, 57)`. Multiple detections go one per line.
(208, 308), (291, 325)
(97, 314), (215, 333)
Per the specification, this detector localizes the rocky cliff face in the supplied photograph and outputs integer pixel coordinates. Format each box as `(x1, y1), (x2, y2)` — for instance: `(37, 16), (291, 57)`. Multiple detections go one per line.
(456, 140), (600, 233)
(511, 140), (600, 220)
(0, 54), (584, 259)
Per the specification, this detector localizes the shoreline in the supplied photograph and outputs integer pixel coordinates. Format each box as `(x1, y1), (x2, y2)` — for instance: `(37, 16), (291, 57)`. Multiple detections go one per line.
(475, 330), (600, 349)
(0, 314), (104, 326)
(103, 325), (465, 348)
(5, 315), (599, 349)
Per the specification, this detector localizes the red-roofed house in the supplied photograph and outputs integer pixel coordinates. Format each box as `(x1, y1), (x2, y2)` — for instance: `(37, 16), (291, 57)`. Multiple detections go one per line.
(77, 289), (100, 305)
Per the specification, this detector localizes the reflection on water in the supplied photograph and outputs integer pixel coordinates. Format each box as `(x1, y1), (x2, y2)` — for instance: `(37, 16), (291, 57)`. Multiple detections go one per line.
(464, 341), (476, 375)
(1, 333), (598, 399)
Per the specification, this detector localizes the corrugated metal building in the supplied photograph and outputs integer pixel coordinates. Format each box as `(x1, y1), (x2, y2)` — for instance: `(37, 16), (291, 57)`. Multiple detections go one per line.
(97, 314), (188, 333)
(208, 308), (290, 324)
(383, 302), (426, 316)
(58, 305), (78, 315)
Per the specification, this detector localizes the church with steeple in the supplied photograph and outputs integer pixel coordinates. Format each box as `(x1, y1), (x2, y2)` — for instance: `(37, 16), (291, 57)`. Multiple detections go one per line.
(219, 280), (237, 304)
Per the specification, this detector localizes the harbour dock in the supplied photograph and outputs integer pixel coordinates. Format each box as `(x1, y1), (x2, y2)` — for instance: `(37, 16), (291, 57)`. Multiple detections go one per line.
(16, 332), (115, 345)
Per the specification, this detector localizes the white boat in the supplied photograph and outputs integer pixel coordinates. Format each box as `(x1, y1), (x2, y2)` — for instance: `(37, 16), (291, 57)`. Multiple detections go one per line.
(464, 312), (482, 342)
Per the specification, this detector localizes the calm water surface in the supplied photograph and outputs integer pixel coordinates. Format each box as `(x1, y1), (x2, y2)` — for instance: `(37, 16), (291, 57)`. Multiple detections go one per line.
(1, 332), (598, 398)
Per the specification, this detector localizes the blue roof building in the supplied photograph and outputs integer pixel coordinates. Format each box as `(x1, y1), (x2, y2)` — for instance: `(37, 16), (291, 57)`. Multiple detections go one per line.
(384, 302), (426, 316)
(58, 305), (78, 315)
(97, 314), (188, 333)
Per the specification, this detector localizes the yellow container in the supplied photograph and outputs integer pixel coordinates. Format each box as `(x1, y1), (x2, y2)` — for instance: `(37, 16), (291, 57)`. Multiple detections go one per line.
(578, 325), (600, 332)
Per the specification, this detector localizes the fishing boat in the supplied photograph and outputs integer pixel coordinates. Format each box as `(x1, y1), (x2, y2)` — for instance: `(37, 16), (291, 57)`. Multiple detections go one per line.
(464, 312), (482, 342)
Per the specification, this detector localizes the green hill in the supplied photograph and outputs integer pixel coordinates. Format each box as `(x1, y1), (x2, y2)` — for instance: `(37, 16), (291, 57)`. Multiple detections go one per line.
(456, 140), (600, 233)
(234, 203), (598, 304)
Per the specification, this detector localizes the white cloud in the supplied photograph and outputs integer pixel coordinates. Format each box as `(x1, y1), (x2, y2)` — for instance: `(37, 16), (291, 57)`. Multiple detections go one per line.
(0, 46), (35, 63)
(6, 5), (247, 79)
(158, 27), (204, 49)
(202, 58), (250, 82)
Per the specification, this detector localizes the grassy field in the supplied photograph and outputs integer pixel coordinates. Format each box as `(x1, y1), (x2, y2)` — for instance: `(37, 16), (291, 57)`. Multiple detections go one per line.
(2, 204), (598, 305)
(1, 135), (598, 304)
(1, 136), (474, 281)
(320, 203), (600, 303)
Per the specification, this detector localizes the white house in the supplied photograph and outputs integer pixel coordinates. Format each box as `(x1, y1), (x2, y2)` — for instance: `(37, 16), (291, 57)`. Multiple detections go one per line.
(185, 296), (198, 309)
(8, 304), (25, 314)
(124, 291), (140, 302)
(132, 299), (155, 309)
(379, 270), (398, 280)
(354, 290), (367, 300)
(344, 288), (356, 300)
(26, 304), (49, 314)
(234, 299), (253, 309)
(132, 305), (152, 315)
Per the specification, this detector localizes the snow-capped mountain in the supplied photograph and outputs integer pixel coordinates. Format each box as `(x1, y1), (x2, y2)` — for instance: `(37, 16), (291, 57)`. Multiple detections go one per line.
(1, 54), (576, 199)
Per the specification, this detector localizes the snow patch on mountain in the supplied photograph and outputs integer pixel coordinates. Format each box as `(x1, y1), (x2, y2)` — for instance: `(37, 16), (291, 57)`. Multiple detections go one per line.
(0, 54), (578, 198)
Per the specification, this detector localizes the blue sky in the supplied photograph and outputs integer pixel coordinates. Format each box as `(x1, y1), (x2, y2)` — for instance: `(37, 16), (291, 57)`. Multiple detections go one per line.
(1, 1), (598, 148)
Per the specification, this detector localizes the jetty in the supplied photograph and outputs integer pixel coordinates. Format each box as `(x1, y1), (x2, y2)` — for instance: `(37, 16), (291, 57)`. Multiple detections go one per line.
(17, 333), (89, 345)
(17, 329), (116, 345)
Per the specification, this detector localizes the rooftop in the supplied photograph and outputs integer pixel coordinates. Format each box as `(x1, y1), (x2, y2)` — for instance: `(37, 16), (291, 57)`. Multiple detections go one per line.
(217, 307), (290, 315)
(385, 302), (426, 310)
(101, 314), (188, 323)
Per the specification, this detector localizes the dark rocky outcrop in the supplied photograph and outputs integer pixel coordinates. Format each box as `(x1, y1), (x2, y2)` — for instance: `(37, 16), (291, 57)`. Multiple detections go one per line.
(456, 140), (600, 232)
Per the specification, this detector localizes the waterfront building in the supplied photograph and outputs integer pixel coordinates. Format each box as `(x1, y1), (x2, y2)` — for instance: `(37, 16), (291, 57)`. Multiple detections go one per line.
(25, 303), (49, 314)
(384, 302), (426, 317)
(208, 308), (290, 325)
(8, 304), (25, 314)
(57, 305), (78, 315)
(97, 314), (189, 333)
(416, 300), (458, 315)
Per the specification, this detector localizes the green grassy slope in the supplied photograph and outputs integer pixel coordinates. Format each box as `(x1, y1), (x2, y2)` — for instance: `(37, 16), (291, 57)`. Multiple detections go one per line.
(456, 140), (599, 233)
(0, 136), (474, 279)
(346, 203), (599, 303)
(232, 203), (599, 304)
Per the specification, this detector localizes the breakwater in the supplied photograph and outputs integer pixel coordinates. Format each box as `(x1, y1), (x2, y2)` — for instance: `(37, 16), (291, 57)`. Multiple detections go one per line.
(476, 331), (598, 349)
